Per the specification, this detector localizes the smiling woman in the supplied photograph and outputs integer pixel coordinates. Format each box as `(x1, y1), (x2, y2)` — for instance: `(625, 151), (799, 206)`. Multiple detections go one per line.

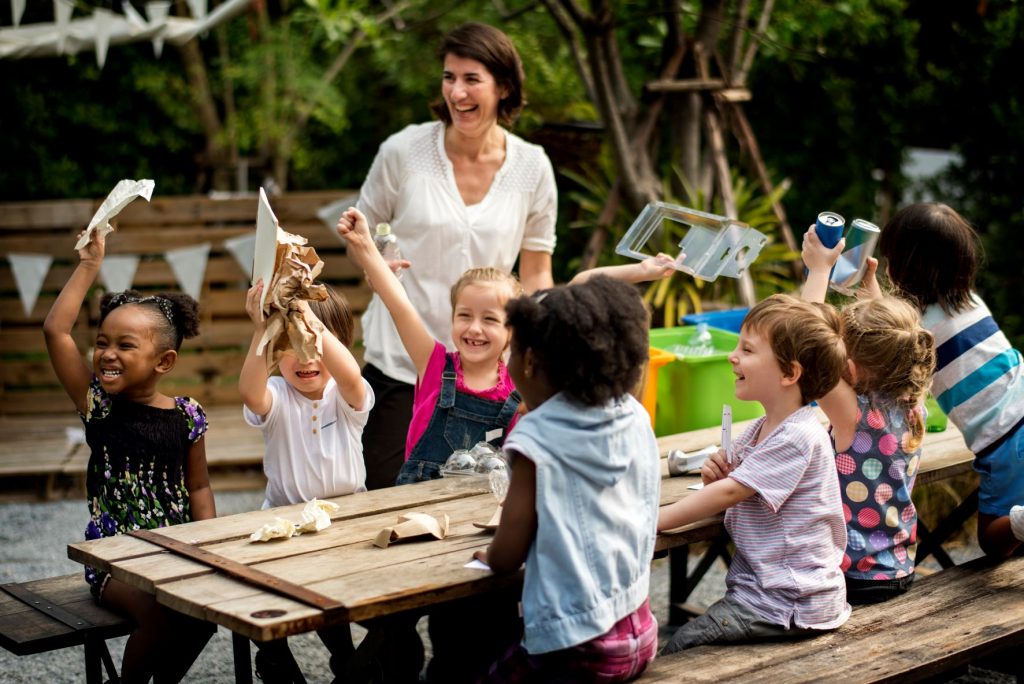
(353, 22), (558, 492)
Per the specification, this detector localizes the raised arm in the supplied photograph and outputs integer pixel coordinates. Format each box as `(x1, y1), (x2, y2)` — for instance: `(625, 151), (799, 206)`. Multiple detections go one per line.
(238, 280), (274, 418)
(43, 230), (104, 413)
(570, 253), (677, 286)
(800, 225), (845, 303)
(337, 208), (435, 378)
(304, 303), (366, 410)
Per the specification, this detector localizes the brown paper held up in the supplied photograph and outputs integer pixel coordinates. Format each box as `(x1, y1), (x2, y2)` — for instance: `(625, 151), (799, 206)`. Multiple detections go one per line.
(374, 512), (451, 549)
(256, 229), (329, 374)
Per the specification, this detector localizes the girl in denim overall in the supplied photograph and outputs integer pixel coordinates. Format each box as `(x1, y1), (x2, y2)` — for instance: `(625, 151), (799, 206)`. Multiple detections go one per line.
(339, 207), (524, 681)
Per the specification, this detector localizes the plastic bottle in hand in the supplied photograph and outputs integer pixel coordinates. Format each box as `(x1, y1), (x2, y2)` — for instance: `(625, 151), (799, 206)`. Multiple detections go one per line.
(374, 222), (403, 280)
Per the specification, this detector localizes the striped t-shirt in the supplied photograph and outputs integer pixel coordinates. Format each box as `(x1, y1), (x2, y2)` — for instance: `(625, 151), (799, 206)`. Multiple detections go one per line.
(924, 294), (1024, 454)
(725, 406), (850, 630)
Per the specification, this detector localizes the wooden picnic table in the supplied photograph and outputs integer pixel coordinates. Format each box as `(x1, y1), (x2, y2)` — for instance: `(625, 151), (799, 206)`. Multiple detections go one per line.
(66, 417), (977, 679)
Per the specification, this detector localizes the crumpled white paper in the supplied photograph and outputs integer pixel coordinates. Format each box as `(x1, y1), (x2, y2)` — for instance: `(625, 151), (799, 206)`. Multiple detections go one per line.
(75, 179), (155, 250)
(249, 499), (341, 543)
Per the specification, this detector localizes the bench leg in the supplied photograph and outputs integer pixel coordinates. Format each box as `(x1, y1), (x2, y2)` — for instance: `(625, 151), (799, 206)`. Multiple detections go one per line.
(83, 635), (118, 684)
(232, 631), (253, 684)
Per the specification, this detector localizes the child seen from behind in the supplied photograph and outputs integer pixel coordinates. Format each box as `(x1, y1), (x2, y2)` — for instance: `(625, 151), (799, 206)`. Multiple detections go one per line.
(477, 276), (661, 682)
(658, 294), (850, 653)
(878, 202), (1024, 556)
(238, 280), (372, 682)
(43, 230), (216, 683)
(803, 228), (936, 603)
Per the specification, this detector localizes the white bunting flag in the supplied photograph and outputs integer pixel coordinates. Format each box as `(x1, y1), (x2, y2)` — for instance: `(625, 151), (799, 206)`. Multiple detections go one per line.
(99, 254), (141, 293)
(93, 7), (115, 69)
(165, 243), (210, 300)
(146, 1), (171, 57)
(8, 253), (53, 316)
(316, 196), (358, 233)
(121, 0), (147, 29)
(224, 233), (257, 278)
(54, 0), (74, 54)
(185, 0), (207, 20)
(10, 0), (26, 26)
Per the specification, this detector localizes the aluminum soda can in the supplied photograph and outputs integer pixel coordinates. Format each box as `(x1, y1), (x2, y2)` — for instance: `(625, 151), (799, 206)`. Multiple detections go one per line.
(830, 218), (880, 294)
(815, 211), (846, 249)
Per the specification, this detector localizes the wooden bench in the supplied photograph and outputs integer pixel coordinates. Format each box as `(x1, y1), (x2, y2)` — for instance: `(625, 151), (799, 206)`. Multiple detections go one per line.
(641, 554), (1024, 683)
(0, 574), (133, 684)
(0, 191), (372, 496)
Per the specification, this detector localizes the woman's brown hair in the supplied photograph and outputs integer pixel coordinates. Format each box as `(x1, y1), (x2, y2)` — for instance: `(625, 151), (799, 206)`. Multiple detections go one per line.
(430, 22), (526, 127)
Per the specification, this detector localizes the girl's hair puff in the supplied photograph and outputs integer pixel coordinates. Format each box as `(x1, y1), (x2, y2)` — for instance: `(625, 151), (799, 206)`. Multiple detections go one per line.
(743, 294), (846, 405)
(842, 296), (936, 449)
(504, 276), (648, 406)
(449, 267), (523, 311)
(879, 202), (979, 315)
(99, 290), (200, 351)
(309, 284), (355, 347)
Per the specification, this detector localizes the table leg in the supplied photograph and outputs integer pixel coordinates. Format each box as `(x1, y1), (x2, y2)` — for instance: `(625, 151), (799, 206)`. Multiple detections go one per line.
(916, 488), (979, 569)
(232, 631), (252, 684)
(668, 538), (732, 625)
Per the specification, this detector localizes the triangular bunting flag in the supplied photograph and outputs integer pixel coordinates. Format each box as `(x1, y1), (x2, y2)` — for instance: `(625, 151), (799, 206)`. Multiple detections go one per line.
(54, 0), (74, 54)
(8, 253), (53, 317)
(99, 254), (141, 293)
(224, 233), (257, 278)
(316, 196), (359, 233)
(165, 243), (210, 300)
(11, 0), (26, 27)
(93, 7), (114, 69)
(146, 1), (171, 57)
(185, 0), (207, 20)
(122, 0), (147, 29)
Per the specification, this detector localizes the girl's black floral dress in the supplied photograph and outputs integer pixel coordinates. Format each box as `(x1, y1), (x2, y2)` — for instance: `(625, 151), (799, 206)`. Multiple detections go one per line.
(79, 378), (208, 590)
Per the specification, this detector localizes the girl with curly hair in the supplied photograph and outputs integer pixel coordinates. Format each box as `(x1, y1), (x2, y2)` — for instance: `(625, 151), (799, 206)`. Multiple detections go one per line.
(43, 228), (215, 683)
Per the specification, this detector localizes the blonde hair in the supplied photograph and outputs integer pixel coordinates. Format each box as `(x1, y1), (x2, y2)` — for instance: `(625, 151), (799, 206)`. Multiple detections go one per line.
(449, 267), (523, 311)
(743, 294), (847, 405)
(842, 296), (936, 449)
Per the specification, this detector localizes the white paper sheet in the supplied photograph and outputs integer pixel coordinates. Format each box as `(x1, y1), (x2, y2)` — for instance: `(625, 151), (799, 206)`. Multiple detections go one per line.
(464, 559), (491, 571)
(253, 187), (280, 309)
(75, 179), (155, 250)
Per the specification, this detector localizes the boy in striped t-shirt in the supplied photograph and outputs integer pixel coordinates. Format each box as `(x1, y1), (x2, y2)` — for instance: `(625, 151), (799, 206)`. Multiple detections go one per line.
(658, 294), (851, 653)
(879, 202), (1024, 557)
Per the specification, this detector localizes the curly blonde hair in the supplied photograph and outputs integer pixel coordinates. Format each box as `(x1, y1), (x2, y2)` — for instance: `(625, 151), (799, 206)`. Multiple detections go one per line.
(842, 296), (936, 449)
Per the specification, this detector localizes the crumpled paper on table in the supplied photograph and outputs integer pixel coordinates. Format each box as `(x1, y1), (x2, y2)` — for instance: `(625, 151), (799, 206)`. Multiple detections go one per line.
(75, 179), (155, 249)
(249, 499), (340, 542)
(256, 229), (329, 374)
(374, 512), (451, 549)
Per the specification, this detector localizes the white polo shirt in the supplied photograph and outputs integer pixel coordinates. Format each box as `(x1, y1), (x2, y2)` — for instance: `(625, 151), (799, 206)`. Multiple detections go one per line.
(243, 376), (374, 508)
(356, 121), (557, 384)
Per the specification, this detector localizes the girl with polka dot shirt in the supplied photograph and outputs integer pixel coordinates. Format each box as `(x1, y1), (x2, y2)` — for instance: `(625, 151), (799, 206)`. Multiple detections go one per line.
(803, 227), (936, 604)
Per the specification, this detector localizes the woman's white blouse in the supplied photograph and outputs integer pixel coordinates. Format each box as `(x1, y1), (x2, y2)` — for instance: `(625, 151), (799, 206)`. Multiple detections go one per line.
(356, 121), (557, 384)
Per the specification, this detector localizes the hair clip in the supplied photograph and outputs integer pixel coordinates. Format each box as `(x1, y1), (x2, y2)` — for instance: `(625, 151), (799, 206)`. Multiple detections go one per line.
(109, 293), (175, 326)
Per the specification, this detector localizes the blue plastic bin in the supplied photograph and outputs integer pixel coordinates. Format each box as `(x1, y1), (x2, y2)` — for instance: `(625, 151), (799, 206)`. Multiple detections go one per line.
(680, 308), (749, 333)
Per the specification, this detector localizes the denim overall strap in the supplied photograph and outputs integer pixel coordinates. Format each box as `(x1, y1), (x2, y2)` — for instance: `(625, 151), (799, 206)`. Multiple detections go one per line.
(397, 354), (521, 485)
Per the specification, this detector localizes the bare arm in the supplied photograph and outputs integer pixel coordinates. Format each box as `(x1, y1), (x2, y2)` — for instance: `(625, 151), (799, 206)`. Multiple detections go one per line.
(238, 280), (273, 418)
(185, 437), (216, 520)
(800, 224), (845, 303)
(518, 249), (554, 294)
(304, 303), (366, 410)
(570, 254), (677, 285)
(338, 208), (435, 378)
(477, 454), (537, 573)
(43, 230), (104, 414)
(657, 476), (755, 532)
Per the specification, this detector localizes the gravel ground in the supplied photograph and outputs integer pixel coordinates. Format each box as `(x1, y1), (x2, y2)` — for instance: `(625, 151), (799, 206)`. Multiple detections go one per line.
(0, 491), (1009, 683)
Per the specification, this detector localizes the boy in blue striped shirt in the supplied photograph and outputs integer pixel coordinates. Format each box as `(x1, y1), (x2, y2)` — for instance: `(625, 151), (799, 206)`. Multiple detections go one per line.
(879, 202), (1024, 557)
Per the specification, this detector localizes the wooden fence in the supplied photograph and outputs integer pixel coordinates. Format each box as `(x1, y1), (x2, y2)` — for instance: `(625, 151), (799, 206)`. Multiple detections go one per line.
(0, 191), (372, 416)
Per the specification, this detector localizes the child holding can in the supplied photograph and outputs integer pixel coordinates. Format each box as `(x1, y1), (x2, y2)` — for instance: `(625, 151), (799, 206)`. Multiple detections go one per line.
(803, 226), (937, 603)
(877, 202), (1024, 557)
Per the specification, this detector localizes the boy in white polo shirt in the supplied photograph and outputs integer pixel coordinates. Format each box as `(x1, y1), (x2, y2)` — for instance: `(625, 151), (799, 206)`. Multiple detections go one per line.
(239, 280), (374, 682)
(657, 294), (851, 653)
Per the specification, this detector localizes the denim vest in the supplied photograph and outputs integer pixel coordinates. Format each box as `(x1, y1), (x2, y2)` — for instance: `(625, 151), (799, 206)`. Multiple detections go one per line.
(396, 354), (521, 485)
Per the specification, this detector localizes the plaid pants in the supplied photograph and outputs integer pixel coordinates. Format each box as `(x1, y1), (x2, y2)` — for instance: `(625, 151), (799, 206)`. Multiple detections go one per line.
(478, 599), (657, 683)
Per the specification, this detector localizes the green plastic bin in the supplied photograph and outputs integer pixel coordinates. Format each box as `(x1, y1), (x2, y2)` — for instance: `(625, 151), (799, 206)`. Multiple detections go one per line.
(649, 326), (764, 436)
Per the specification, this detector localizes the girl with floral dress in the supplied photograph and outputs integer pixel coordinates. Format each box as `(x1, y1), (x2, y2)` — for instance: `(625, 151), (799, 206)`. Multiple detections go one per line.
(43, 228), (217, 683)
